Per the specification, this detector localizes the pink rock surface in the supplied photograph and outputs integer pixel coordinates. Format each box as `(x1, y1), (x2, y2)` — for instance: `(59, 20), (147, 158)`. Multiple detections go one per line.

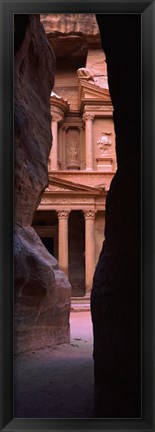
(41, 14), (102, 58)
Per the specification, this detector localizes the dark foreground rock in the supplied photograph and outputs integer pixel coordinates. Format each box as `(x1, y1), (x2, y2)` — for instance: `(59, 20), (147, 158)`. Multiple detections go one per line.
(91, 15), (141, 418)
(14, 15), (71, 353)
(14, 227), (71, 353)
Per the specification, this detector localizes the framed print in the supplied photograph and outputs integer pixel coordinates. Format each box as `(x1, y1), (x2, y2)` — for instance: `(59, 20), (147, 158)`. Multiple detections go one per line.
(0, 1), (154, 431)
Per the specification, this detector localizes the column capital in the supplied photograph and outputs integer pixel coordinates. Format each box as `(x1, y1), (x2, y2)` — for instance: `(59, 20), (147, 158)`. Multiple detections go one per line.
(62, 124), (69, 131)
(52, 113), (62, 123)
(83, 113), (94, 122)
(83, 209), (96, 220)
(50, 105), (64, 123)
(57, 210), (70, 219)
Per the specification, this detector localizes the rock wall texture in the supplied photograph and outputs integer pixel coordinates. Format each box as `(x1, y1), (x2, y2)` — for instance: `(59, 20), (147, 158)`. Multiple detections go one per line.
(41, 14), (102, 58)
(41, 13), (108, 111)
(14, 14), (54, 226)
(14, 14), (71, 354)
(91, 15), (141, 418)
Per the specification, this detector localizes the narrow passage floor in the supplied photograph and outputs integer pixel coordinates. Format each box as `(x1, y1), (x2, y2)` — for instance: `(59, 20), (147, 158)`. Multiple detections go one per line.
(14, 311), (95, 418)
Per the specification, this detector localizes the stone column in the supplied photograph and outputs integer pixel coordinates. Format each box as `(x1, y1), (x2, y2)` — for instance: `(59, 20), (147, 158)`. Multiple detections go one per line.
(57, 210), (70, 276)
(62, 125), (67, 170)
(78, 125), (85, 170)
(83, 113), (94, 171)
(83, 209), (96, 293)
(49, 114), (61, 171)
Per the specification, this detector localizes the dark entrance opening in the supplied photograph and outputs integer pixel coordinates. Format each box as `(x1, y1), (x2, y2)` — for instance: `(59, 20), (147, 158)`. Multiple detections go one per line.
(68, 210), (85, 297)
(32, 210), (58, 259)
(41, 237), (54, 256)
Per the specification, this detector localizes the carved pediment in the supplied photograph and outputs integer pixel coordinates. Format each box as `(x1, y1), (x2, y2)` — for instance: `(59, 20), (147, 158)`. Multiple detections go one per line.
(94, 183), (106, 189)
(78, 80), (112, 112)
(46, 184), (72, 192)
(47, 175), (105, 195)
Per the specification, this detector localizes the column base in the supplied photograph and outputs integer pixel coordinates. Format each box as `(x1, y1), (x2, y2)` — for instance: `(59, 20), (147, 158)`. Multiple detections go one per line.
(85, 167), (93, 171)
(71, 293), (90, 312)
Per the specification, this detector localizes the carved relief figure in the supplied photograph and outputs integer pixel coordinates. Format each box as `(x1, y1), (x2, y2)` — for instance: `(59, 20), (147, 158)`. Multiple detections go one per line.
(69, 138), (79, 163)
(97, 131), (112, 155)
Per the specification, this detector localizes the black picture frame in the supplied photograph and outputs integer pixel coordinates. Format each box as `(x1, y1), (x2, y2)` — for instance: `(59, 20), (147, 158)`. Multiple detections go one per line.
(0, 0), (154, 431)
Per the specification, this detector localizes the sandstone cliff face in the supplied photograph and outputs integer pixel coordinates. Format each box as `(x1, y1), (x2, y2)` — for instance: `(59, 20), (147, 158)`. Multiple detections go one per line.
(14, 14), (55, 226)
(14, 15), (71, 353)
(41, 14), (101, 58)
(14, 227), (71, 353)
(41, 14), (107, 110)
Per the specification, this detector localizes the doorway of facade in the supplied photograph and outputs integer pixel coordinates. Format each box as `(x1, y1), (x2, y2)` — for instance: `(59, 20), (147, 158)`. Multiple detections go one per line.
(32, 210), (58, 260)
(32, 209), (85, 297)
(41, 236), (54, 256)
(68, 210), (85, 297)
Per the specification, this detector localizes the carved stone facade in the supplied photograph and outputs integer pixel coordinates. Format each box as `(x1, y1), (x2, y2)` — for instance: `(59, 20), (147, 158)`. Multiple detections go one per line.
(33, 14), (117, 297)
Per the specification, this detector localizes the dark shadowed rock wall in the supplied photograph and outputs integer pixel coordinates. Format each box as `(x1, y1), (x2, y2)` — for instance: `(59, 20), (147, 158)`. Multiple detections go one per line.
(91, 15), (141, 418)
(14, 15), (71, 353)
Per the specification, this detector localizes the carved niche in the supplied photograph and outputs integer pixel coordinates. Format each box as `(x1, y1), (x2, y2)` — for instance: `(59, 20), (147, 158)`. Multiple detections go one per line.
(66, 127), (81, 170)
(59, 118), (85, 170)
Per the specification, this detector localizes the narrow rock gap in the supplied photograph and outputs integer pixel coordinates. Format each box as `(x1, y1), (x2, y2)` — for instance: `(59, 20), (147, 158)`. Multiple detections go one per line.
(14, 13), (141, 419)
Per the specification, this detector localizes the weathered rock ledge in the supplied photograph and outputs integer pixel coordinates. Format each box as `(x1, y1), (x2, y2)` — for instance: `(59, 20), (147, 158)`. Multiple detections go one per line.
(41, 14), (102, 58)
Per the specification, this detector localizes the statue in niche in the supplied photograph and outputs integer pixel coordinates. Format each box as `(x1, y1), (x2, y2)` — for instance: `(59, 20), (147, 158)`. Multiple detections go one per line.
(67, 136), (80, 169)
(97, 131), (112, 156)
(69, 138), (79, 163)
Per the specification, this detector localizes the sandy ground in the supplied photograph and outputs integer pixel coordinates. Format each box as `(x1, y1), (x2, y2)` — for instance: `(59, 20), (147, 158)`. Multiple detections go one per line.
(14, 311), (95, 418)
